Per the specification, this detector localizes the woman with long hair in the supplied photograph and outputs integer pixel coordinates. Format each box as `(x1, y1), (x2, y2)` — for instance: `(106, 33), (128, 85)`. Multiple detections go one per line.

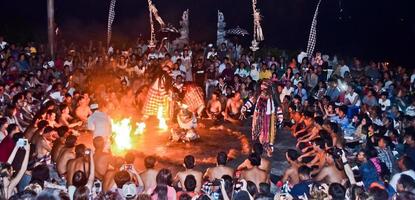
(150, 168), (176, 200)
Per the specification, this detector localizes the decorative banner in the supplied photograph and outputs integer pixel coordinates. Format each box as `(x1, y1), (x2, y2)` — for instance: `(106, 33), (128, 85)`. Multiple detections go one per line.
(147, 0), (165, 48)
(217, 10), (227, 46)
(107, 0), (116, 47)
(252, 0), (264, 42)
(250, 0), (263, 52)
(306, 0), (322, 57)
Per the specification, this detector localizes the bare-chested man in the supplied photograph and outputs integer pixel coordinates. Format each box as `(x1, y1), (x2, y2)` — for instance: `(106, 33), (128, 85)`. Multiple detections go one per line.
(140, 156), (159, 193)
(56, 135), (77, 176)
(29, 120), (48, 144)
(103, 157), (125, 192)
(204, 152), (234, 181)
(59, 104), (82, 128)
(237, 143), (271, 174)
(174, 155), (203, 192)
(51, 126), (70, 163)
(206, 92), (222, 120)
(66, 144), (90, 185)
(35, 126), (56, 159)
(240, 153), (269, 189)
(314, 149), (346, 184)
(75, 95), (92, 122)
(222, 92), (243, 124)
(281, 149), (300, 186)
(45, 110), (58, 128)
(298, 138), (327, 175)
(93, 136), (112, 180)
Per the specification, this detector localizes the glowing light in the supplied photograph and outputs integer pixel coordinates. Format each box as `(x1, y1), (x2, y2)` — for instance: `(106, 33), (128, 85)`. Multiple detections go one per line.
(111, 118), (133, 155)
(157, 106), (168, 131)
(135, 122), (146, 135)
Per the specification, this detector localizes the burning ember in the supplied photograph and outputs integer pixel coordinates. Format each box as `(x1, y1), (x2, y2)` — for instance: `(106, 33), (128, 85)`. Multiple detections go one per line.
(111, 118), (133, 155)
(157, 106), (168, 131)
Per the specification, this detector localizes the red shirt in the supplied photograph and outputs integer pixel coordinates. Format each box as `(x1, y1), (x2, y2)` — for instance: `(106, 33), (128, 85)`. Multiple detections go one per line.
(0, 137), (15, 162)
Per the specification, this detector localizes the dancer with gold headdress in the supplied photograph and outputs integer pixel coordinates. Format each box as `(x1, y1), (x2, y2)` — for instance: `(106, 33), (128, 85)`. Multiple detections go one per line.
(251, 80), (276, 154)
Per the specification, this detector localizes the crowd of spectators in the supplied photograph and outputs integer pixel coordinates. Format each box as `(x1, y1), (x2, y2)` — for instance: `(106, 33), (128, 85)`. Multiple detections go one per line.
(0, 34), (415, 200)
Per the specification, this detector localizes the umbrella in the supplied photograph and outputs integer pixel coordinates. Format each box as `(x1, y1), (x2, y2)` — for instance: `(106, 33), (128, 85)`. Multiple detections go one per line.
(158, 24), (180, 41)
(159, 24), (179, 34)
(226, 26), (249, 36)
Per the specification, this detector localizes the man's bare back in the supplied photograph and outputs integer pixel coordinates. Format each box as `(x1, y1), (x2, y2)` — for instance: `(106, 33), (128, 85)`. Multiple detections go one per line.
(57, 148), (75, 175)
(315, 165), (346, 184)
(176, 169), (203, 192)
(282, 166), (300, 185)
(94, 151), (112, 180)
(51, 138), (65, 163)
(140, 169), (159, 193)
(240, 167), (268, 189)
(237, 157), (271, 174)
(103, 169), (117, 192)
(67, 157), (90, 185)
(35, 137), (51, 159)
(204, 166), (234, 182)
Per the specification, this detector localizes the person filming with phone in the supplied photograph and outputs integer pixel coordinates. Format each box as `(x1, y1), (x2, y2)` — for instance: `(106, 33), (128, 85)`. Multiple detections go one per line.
(0, 136), (30, 199)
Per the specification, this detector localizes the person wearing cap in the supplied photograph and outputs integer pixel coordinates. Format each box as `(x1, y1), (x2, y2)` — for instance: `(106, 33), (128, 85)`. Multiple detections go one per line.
(87, 103), (112, 148)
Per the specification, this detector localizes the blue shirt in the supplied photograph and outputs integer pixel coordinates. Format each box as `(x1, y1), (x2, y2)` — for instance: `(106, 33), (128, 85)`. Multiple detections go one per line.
(359, 161), (380, 189)
(289, 180), (314, 199)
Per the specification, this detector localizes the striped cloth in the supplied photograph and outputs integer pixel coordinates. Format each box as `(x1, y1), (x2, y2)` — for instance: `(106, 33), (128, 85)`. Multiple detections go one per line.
(142, 84), (169, 118)
(183, 85), (205, 113)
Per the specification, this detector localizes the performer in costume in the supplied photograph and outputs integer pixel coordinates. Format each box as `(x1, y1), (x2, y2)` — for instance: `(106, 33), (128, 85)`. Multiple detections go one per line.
(251, 80), (276, 154)
(181, 83), (205, 118)
(170, 103), (199, 142)
(142, 62), (174, 120)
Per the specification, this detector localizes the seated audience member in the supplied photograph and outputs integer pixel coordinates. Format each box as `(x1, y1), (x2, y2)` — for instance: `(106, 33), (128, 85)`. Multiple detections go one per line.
(204, 152), (234, 181)
(240, 153), (269, 189)
(174, 155), (203, 192)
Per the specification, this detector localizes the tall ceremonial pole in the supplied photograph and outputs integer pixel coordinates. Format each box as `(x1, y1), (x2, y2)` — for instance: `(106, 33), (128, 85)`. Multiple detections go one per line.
(47, 0), (55, 59)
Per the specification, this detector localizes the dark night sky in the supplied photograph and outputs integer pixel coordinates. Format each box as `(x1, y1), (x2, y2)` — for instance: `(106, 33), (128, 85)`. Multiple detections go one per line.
(0, 0), (414, 66)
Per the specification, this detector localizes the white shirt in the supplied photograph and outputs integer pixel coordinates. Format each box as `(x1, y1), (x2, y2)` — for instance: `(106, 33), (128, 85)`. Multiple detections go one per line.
(63, 60), (73, 68)
(280, 86), (294, 102)
(345, 92), (361, 106)
(218, 63), (226, 74)
(250, 69), (260, 81)
(171, 69), (185, 79)
(390, 170), (415, 191)
(50, 91), (64, 103)
(379, 99), (391, 111)
(0, 41), (7, 50)
(340, 65), (350, 78)
(207, 51), (217, 59)
(87, 111), (112, 138)
(171, 55), (180, 64)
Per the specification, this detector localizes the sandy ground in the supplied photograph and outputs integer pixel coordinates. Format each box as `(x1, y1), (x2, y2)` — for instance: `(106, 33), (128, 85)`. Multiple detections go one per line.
(77, 117), (296, 176)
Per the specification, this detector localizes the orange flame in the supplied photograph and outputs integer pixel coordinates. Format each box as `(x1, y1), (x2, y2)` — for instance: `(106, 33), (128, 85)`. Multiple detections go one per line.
(111, 118), (133, 156)
(157, 106), (168, 131)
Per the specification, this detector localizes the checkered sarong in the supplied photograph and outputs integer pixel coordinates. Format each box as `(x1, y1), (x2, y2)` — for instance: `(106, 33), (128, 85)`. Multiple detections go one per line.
(183, 85), (205, 113)
(142, 86), (168, 117)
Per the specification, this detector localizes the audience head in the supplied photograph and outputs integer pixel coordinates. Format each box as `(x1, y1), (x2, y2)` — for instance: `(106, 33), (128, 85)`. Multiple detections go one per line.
(184, 175), (196, 192)
(144, 156), (156, 169)
(217, 151), (228, 166)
